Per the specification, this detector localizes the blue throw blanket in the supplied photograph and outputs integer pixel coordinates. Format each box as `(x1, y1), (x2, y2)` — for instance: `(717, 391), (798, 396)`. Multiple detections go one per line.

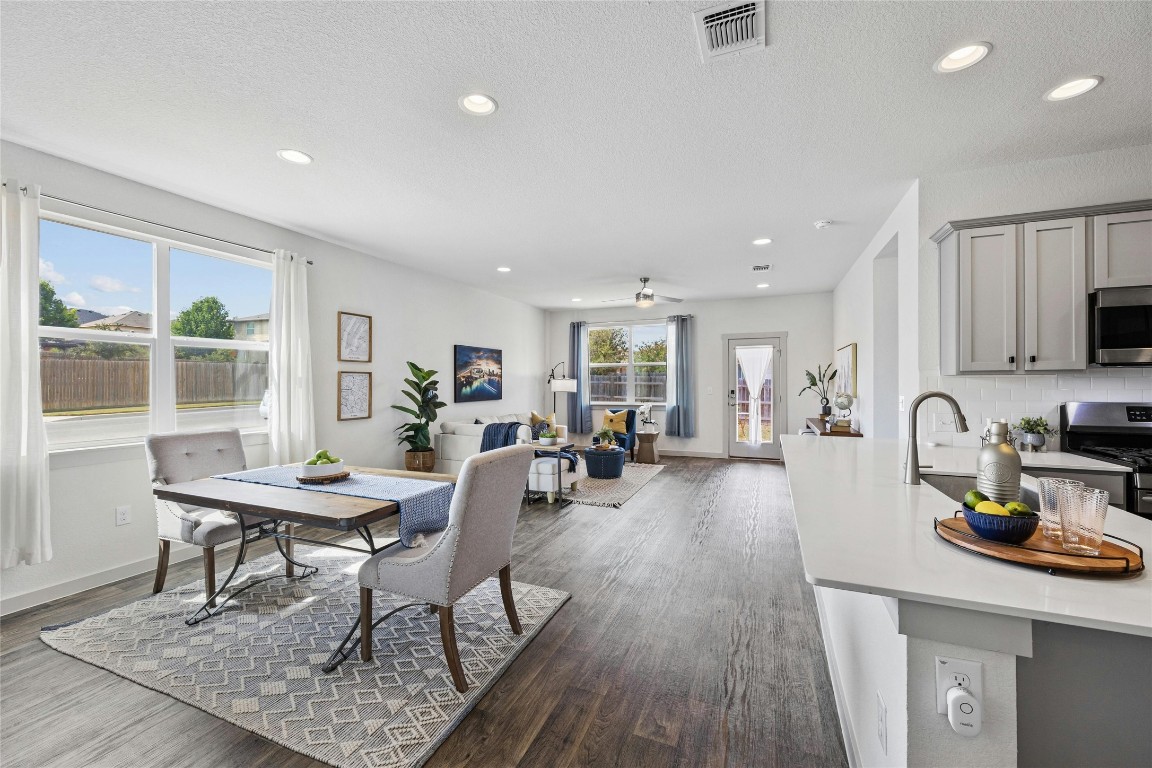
(480, 422), (579, 472)
(213, 466), (454, 548)
(480, 422), (521, 452)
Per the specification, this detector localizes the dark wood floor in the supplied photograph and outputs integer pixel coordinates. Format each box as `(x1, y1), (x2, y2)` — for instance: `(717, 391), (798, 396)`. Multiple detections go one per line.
(0, 457), (847, 768)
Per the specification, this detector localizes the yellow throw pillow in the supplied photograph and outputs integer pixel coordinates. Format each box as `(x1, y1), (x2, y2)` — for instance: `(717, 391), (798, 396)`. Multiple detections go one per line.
(530, 411), (555, 428)
(603, 410), (629, 435)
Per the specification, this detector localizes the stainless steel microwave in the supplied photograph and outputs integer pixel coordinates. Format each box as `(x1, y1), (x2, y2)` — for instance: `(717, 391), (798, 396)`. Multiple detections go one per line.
(1091, 286), (1152, 365)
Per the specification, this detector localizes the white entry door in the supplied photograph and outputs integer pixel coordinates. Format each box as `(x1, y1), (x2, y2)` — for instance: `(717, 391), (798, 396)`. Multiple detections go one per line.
(727, 336), (785, 460)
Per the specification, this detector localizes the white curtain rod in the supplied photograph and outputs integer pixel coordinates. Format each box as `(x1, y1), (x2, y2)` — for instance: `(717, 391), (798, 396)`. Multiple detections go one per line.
(3, 181), (312, 263)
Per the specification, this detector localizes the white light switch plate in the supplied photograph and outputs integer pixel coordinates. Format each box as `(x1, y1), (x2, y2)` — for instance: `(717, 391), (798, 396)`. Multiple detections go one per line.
(936, 656), (982, 714)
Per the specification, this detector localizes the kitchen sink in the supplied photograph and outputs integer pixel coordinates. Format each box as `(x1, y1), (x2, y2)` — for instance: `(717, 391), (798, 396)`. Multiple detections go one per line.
(921, 473), (1040, 510)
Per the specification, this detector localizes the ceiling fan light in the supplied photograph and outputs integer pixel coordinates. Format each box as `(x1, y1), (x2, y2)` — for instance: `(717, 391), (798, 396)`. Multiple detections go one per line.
(635, 295), (656, 309)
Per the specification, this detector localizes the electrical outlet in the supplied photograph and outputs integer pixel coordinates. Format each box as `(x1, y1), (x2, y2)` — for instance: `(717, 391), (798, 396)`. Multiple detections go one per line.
(936, 656), (983, 714)
(898, 395), (905, 412)
(876, 690), (887, 755)
(933, 413), (956, 431)
(115, 505), (131, 526)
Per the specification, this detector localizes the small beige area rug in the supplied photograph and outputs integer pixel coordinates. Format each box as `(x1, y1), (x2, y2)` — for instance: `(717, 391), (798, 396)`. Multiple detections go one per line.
(567, 462), (665, 508)
(41, 543), (568, 768)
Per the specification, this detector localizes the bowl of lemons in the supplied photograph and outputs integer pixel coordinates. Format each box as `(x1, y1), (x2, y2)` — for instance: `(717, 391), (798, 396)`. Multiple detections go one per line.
(961, 490), (1039, 545)
(300, 449), (344, 477)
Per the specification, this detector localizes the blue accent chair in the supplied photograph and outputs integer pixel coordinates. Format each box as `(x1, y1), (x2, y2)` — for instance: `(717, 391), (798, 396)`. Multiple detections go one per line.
(602, 408), (638, 462)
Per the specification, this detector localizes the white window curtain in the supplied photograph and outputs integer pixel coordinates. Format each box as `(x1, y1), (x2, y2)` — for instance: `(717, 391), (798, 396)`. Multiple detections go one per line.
(735, 346), (772, 447)
(269, 249), (315, 465)
(1, 180), (53, 568)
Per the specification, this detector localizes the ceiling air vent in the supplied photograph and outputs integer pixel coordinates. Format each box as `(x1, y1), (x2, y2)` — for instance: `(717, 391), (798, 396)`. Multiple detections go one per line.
(693, 1), (765, 61)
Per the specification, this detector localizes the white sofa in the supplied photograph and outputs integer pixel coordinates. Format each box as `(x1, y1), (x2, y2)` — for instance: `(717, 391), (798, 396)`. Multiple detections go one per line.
(434, 412), (569, 475)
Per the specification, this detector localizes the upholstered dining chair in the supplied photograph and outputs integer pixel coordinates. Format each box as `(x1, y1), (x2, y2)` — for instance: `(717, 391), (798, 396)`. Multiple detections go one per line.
(145, 429), (253, 606)
(357, 444), (534, 693)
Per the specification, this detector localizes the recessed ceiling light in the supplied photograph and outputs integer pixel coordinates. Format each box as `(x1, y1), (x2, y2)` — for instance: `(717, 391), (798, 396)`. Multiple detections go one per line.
(933, 42), (991, 73)
(752, 238), (773, 245)
(1044, 77), (1101, 101)
(571, 298), (582, 302)
(496, 266), (511, 272)
(276, 149), (313, 165)
(757, 283), (770, 289)
(459, 93), (498, 116)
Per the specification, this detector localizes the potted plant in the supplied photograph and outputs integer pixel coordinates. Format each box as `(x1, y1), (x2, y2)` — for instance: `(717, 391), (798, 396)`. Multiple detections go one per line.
(798, 363), (838, 417)
(539, 430), (558, 447)
(1012, 416), (1055, 452)
(391, 362), (447, 472)
(593, 426), (618, 450)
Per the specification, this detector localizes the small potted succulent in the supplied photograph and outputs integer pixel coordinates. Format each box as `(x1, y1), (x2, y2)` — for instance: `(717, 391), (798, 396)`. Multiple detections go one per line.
(593, 426), (618, 450)
(1012, 416), (1055, 452)
(539, 430), (558, 447)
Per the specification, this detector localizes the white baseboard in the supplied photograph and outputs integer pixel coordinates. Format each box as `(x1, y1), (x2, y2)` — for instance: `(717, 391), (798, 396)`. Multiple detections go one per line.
(814, 586), (861, 768)
(0, 540), (234, 617)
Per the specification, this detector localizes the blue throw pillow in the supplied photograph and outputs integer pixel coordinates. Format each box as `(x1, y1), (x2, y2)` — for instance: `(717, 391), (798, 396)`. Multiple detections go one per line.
(531, 421), (551, 440)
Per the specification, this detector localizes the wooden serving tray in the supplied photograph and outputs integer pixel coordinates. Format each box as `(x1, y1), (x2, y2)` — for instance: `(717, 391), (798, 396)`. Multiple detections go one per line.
(935, 513), (1144, 576)
(296, 470), (351, 485)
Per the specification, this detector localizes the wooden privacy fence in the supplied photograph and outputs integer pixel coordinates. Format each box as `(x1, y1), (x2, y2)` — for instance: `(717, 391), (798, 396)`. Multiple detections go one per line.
(589, 371), (667, 403)
(41, 357), (267, 412)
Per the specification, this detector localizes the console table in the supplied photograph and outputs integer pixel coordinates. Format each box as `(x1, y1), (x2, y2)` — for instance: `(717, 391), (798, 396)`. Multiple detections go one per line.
(806, 417), (863, 438)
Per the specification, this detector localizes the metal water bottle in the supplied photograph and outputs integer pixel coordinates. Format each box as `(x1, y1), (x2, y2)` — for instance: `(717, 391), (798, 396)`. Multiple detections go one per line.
(976, 420), (1021, 504)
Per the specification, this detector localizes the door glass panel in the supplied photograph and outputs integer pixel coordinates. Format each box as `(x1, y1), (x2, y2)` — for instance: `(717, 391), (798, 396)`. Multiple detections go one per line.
(734, 345), (773, 446)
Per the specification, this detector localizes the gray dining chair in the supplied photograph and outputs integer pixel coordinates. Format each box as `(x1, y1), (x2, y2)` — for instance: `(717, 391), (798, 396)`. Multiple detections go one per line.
(356, 443), (534, 692)
(145, 429), (254, 605)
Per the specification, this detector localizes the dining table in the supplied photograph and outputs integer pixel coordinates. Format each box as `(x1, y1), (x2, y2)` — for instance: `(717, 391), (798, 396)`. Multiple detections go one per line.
(152, 466), (457, 631)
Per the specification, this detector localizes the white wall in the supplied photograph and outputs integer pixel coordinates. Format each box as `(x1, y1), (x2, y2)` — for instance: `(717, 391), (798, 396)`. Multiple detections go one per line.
(1, 141), (547, 613)
(545, 293), (833, 457)
(832, 182), (919, 439)
(918, 144), (1152, 446)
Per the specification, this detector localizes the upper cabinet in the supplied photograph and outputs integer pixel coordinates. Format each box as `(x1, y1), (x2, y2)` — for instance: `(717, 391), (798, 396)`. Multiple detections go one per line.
(935, 200), (1150, 375)
(1093, 210), (1152, 289)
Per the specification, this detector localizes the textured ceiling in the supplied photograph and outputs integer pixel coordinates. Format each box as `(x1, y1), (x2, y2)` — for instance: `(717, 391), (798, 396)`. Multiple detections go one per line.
(3, 1), (1150, 307)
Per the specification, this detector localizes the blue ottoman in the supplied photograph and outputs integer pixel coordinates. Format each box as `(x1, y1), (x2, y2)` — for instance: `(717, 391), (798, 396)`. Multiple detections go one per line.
(584, 446), (626, 479)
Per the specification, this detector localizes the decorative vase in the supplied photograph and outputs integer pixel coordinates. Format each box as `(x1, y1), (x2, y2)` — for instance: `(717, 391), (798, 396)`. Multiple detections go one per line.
(404, 449), (436, 472)
(977, 421), (1021, 504)
(820, 398), (832, 417)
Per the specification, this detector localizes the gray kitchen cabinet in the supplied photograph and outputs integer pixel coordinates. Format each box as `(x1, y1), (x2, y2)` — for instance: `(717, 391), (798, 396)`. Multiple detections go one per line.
(957, 224), (1018, 373)
(1024, 217), (1087, 370)
(938, 217), (1088, 375)
(1093, 210), (1152, 288)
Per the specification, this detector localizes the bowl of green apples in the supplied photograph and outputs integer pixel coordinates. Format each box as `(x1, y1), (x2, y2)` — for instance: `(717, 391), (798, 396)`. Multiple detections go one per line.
(300, 449), (344, 477)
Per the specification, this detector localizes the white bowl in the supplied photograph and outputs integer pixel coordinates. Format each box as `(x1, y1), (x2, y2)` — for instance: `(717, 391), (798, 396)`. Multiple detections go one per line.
(539, 437), (557, 446)
(300, 459), (345, 477)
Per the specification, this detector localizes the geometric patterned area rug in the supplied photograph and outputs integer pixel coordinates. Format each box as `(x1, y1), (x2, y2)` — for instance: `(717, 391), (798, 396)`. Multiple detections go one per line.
(40, 542), (569, 768)
(566, 462), (665, 508)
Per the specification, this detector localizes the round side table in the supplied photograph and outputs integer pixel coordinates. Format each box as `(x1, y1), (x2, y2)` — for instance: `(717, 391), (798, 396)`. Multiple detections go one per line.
(636, 430), (660, 464)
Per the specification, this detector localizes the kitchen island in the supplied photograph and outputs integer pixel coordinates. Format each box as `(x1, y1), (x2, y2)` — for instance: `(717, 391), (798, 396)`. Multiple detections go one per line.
(781, 435), (1151, 768)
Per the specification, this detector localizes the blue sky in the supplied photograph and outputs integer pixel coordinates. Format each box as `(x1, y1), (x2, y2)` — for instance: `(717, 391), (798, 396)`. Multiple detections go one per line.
(39, 220), (271, 323)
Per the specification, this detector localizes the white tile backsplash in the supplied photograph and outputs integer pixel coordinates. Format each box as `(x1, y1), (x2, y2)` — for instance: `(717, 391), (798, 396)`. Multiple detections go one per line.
(921, 368), (1152, 449)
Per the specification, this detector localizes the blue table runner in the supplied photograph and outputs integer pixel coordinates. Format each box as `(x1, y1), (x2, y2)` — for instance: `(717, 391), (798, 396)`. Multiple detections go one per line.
(214, 466), (454, 548)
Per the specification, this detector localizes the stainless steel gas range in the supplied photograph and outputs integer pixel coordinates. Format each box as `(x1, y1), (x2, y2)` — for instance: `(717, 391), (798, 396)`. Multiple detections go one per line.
(1060, 402), (1152, 518)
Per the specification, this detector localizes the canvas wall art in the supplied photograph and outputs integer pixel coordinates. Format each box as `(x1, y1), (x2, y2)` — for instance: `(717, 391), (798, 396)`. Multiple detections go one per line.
(453, 345), (503, 403)
(836, 342), (857, 397)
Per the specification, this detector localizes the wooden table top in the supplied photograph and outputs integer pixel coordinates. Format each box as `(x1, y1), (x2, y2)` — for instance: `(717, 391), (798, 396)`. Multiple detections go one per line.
(153, 466), (457, 531)
(531, 443), (575, 453)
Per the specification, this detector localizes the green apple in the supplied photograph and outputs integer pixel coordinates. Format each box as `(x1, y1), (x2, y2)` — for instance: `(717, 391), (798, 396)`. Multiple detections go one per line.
(327, 456), (341, 464)
(316, 458), (331, 465)
(315, 449), (330, 459)
(304, 458), (318, 466)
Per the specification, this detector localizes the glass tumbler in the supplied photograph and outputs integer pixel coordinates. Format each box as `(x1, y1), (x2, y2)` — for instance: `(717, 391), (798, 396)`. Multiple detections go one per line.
(1059, 486), (1110, 555)
(1037, 478), (1084, 541)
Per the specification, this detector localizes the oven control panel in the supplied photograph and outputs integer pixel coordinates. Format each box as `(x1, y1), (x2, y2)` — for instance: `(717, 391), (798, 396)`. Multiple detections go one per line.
(1127, 406), (1152, 423)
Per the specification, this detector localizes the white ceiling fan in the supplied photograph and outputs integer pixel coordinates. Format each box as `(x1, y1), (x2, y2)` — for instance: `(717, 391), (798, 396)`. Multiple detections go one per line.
(600, 277), (684, 308)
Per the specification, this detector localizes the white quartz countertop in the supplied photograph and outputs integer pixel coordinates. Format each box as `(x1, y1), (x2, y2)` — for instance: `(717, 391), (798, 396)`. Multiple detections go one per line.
(781, 435), (1151, 637)
(914, 443), (1131, 475)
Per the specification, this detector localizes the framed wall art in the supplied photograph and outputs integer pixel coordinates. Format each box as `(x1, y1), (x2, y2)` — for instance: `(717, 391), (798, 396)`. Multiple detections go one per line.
(835, 342), (857, 397)
(337, 311), (372, 362)
(337, 371), (372, 420)
(453, 345), (503, 403)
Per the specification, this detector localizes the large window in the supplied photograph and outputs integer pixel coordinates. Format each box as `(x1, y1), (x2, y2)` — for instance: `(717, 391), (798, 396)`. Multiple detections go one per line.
(38, 216), (272, 447)
(588, 322), (667, 404)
